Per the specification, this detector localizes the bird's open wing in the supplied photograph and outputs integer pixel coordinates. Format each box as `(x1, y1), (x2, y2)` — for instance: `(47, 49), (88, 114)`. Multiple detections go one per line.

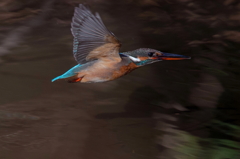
(71, 4), (121, 64)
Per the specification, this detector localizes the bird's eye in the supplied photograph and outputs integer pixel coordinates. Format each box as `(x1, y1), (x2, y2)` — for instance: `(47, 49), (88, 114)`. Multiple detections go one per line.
(148, 52), (154, 57)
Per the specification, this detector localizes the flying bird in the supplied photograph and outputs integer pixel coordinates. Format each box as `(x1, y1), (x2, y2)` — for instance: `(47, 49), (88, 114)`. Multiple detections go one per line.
(52, 4), (190, 83)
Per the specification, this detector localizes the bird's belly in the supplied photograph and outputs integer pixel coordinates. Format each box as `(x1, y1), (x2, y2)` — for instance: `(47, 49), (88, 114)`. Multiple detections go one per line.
(81, 76), (110, 83)
(80, 70), (125, 83)
(80, 62), (138, 83)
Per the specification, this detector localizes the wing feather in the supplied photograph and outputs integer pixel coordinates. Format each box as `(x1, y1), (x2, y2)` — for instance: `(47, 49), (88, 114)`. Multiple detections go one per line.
(71, 4), (121, 64)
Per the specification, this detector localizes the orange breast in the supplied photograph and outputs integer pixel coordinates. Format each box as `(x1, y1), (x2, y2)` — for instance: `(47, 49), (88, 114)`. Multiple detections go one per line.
(110, 62), (138, 80)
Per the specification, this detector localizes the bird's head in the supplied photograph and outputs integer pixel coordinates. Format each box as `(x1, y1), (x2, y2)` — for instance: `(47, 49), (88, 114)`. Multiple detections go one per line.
(121, 48), (191, 66)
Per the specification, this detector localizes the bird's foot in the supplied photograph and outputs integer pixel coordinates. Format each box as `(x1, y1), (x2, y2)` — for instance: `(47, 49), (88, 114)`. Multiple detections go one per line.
(68, 77), (82, 83)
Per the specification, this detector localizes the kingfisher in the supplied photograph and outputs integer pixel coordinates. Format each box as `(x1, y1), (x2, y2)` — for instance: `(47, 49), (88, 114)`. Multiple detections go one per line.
(52, 4), (190, 83)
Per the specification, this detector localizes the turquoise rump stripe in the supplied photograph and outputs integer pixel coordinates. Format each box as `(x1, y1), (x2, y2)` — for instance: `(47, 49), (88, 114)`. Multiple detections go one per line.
(51, 64), (82, 82)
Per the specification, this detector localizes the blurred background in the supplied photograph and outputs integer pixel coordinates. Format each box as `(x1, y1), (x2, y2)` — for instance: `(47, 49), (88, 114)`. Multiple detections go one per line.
(0, 0), (240, 158)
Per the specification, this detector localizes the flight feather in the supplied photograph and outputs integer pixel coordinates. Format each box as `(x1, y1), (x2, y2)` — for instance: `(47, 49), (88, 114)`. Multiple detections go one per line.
(71, 4), (121, 64)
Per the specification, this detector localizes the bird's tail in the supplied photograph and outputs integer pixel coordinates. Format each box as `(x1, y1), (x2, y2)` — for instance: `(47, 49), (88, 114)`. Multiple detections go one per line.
(51, 64), (82, 82)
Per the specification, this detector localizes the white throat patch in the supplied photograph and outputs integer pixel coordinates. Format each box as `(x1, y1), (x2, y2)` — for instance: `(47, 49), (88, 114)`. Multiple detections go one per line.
(127, 55), (141, 62)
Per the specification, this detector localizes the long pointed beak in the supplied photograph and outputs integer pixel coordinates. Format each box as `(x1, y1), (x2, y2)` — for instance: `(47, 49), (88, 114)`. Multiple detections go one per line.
(155, 52), (191, 60)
